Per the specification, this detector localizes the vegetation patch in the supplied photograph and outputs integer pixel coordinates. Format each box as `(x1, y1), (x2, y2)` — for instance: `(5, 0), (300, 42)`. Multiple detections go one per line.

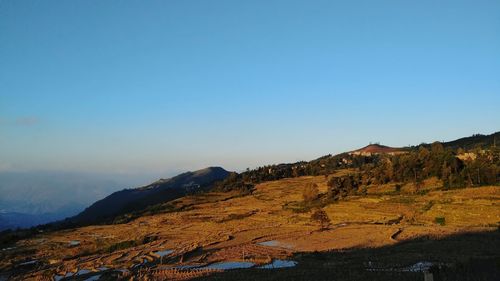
(434, 216), (446, 226)
(310, 209), (331, 230)
(421, 201), (434, 212)
(386, 196), (416, 205)
(218, 211), (257, 223)
(105, 240), (138, 253)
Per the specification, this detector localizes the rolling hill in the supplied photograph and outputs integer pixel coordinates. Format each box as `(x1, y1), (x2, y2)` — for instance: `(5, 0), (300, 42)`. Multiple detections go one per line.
(349, 144), (407, 156)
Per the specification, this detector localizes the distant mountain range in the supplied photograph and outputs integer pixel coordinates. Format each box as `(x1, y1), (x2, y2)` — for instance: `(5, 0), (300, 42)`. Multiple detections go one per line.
(71, 167), (230, 224)
(0, 207), (82, 231)
(0, 171), (150, 231)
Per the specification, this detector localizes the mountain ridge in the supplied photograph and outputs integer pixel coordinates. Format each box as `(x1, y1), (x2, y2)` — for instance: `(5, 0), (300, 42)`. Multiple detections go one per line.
(72, 166), (230, 224)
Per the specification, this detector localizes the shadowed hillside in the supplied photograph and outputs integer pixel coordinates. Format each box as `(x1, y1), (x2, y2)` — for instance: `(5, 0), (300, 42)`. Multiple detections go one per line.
(72, 167), (230, 224)
(194, 230), (500, 281)
(431, 132), (500, 151)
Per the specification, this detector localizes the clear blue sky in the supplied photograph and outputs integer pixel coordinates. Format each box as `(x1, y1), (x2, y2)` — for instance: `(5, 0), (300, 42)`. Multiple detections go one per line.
(1, 0), (499, 175)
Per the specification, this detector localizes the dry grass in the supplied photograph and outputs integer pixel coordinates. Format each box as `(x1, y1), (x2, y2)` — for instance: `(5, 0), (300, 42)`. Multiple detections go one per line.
(1, 172), (498, 280)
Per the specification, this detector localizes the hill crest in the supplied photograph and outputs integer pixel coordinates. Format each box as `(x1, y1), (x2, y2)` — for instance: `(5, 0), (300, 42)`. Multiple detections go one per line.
(349, 144), (406, 156)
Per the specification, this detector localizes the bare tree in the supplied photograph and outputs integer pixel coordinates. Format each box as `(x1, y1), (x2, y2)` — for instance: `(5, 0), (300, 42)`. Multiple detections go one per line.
(311, 208), (330, 230)
(302, 183), (319, 202)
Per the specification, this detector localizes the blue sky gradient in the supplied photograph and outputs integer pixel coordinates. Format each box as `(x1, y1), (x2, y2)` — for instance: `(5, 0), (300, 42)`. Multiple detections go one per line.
(1, 0), (499, 175)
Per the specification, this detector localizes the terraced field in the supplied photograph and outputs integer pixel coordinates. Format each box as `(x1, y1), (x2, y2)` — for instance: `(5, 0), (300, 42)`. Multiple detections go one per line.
(1, 172), (499, 280)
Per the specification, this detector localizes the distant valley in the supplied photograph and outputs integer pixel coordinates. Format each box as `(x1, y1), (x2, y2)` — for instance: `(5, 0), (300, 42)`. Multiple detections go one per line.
(0, 171), (152, 230)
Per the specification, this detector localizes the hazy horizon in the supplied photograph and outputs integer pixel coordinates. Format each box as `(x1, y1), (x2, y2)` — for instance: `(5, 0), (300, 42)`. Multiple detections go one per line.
(2, 0), (499, 176)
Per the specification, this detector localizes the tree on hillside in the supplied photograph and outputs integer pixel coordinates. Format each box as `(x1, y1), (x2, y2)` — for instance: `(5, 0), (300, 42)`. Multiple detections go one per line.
(371, 157), (393, 184)
(431, 141), (444, 154)
(327, 174), (361, 200)
(311, 208), (330, 230)
(302, 183), (319, 203)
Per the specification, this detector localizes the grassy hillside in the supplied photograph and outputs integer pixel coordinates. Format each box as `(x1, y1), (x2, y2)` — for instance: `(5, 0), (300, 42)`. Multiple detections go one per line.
(1, 172), (498, 280)
(0, 132), (498, 280)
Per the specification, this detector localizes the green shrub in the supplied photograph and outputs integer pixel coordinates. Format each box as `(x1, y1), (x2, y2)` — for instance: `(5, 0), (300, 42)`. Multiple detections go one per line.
(435, 216), (446, 226)
(106, 240), (138, 253)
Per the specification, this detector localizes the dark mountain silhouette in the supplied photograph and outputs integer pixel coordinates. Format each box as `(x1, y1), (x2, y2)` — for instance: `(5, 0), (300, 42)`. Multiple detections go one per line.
(72, 167), (230, 224)
(438, 131), (500, 150)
